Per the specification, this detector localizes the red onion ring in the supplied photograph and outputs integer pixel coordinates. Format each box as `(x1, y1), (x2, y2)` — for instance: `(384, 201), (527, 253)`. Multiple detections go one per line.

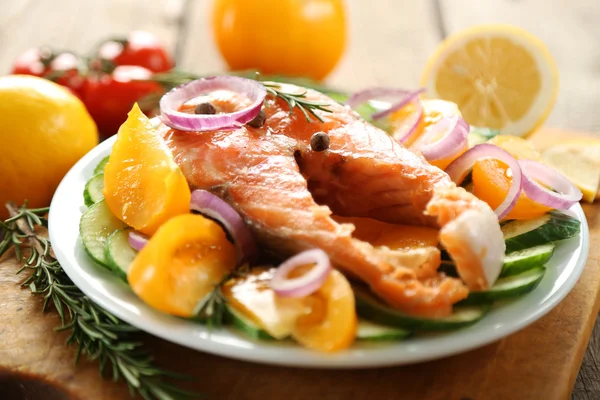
(391, 99), (424, 143)
(190, 189), (257, 264)
(346, 87), (411, 108)
(519, 159), (583, 209)
(445, 144), (523, 220)
(371, 88), (426, 120)
(271, 249), (332, 297)
(159, 76), (266, 132)
(419, 116), (469, 161)
(128, 231), (149, 251)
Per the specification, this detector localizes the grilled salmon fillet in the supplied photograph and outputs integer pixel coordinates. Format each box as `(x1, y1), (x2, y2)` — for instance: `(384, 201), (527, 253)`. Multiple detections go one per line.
(161, 84), (504, 317)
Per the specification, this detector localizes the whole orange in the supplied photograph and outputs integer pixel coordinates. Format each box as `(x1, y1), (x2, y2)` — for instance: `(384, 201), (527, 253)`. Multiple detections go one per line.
(0, 75), (98, 219)
(212, 0), (346, 81)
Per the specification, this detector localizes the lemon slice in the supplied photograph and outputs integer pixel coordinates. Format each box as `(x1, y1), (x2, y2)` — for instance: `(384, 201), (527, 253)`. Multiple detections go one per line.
(542, 139), (600, 203)
(421, 24), (559, 137)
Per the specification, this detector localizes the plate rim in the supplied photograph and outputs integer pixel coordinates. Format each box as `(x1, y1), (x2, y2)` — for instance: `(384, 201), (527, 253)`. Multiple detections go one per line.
(48, 135), (590, 369)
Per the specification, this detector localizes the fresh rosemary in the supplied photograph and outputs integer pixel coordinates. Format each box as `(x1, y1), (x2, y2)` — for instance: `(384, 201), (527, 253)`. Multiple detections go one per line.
(195, 264), (249, 329)
(145, 71), (333, 123)
(262, 81), (331, 123)
(0, 202), (200, 400)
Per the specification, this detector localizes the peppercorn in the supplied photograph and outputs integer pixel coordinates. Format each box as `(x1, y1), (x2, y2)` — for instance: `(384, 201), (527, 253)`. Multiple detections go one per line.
(195, 102), (216, 115)
(247, 109), (266, 128)
(310, 132), (330, 152)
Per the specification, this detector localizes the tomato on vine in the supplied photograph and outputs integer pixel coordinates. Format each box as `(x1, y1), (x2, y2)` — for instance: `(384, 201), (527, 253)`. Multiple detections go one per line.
(83, 65), (163, 139)
(96, 30), (174, 73)
(11, 47), (86, 98)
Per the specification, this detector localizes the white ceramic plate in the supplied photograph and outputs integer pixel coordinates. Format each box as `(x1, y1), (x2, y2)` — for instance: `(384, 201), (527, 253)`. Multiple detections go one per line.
(49, 135), (590, 369)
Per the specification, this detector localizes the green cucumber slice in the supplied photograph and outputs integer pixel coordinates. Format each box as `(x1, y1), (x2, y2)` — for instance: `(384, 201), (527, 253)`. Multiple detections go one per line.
(458, 267), (546, 305)
(93, 155), (110, 175)
(500, 243), (555, 277)
(83, 173), (105, 207)
(503, 212), (580, 252)
(224, 305), (275, 340)
(79, 200), (127, 269)
(104, 229), (136, 281)
(353, 285), (490, 331)
(356, 320), (411, 341)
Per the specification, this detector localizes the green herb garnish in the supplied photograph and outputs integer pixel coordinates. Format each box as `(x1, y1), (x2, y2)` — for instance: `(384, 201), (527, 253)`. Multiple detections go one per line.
(262, 81), (331, 123)
(0, 202), (200, 400)
(195, 264), (250, 329)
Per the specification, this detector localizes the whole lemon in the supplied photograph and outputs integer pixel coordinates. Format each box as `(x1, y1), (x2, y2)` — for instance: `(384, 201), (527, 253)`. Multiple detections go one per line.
(0, 75), (98, 219)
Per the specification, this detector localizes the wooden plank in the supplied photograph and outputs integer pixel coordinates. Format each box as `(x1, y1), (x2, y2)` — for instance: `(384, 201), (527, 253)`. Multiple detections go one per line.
(178, 0), (441, 91)
(438, 0), (600, 134)
(0, 0), (185, 75)
(0, 125), (597, 399)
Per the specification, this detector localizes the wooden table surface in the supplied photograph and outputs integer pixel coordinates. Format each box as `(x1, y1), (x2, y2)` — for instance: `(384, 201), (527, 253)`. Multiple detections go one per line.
(1, 1), (599, 399)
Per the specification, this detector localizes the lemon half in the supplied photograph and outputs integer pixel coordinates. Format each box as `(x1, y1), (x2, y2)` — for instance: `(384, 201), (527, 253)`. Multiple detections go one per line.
(421, 24), (559, 137)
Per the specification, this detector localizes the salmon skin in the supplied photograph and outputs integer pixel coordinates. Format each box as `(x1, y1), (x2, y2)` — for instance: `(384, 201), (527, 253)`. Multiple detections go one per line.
(161, 83), (505, 317)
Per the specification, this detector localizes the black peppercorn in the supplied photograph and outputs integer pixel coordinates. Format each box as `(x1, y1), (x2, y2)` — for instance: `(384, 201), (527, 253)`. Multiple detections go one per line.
(247, 109), (266, 128)
(310, 132), (330, 152)
(195, 102), (217, 115)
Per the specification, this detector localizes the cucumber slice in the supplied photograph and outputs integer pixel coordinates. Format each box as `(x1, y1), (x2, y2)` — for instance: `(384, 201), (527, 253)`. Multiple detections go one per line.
(104, 229), (137, 281)
(354, 285), (490, 331)
(500, 243), (555, 277)
(93, 155), (110, 175)
(224, 305), (275, 340)
(79, 200), (127, 269)
(458, 267), (546, 305)
(503, 212), (580, 252)
(356, 319), (411, 341)
(83, 173), (105, 207)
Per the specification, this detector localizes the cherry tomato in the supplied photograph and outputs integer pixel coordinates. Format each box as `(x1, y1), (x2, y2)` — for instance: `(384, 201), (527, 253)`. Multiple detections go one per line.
(11, 47), (52, 76)
(11, 47), (86, 98)
(97, 31), (173, 73)
(212, 0), (346, 81)
(83, 65), (163, 140)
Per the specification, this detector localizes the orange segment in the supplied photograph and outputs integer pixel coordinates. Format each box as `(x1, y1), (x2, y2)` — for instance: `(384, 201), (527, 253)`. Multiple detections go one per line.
(473, 159), (552, 220)
(388, 101), (425, 147)
(408, 99), (467, 170)
(222, 268), (308, 339)
(128, 214), (237, 317)
(223, 267), (357, 352)
(291, 270), (357, 352)
(472, 135), (551, 220)
(103, 104), (191, 234)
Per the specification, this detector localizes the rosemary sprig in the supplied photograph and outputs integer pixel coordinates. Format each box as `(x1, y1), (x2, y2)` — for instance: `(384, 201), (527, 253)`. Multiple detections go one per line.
(144, 71), (333, 123)
(262, 81), (331, 123)
(0, 202), (201, 400)
(195, 264), (249, 329)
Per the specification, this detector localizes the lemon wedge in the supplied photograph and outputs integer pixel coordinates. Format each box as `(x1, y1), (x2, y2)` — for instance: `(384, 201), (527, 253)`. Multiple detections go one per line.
(542, 139), (600, 203)
(421, 24), (559, 137)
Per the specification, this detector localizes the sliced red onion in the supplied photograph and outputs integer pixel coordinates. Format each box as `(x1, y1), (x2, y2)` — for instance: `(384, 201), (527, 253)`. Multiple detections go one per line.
(128, 231), (149, 251)
(371, 88), (426, 120)
(271, 249), (332, 297)
(159, 76), (266, 132)
(190, 189), (257, 264)
(519, 160), (583, 209)
(445, 144), (523, 220)
(391, 99), (424, 143)
(346, 87), (411, 108)
(418, 116), (469, 161)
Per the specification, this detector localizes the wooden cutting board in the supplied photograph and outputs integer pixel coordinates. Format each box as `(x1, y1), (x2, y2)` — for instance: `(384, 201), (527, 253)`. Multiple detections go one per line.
(1, 128), (599, 400)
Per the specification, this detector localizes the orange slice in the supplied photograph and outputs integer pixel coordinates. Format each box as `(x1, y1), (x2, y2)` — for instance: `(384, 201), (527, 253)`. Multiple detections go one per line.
(103, 104), (191, 234)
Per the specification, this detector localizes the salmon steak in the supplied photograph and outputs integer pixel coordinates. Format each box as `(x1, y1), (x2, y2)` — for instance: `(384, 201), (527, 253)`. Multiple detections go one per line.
(161, 84), (505, 318)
